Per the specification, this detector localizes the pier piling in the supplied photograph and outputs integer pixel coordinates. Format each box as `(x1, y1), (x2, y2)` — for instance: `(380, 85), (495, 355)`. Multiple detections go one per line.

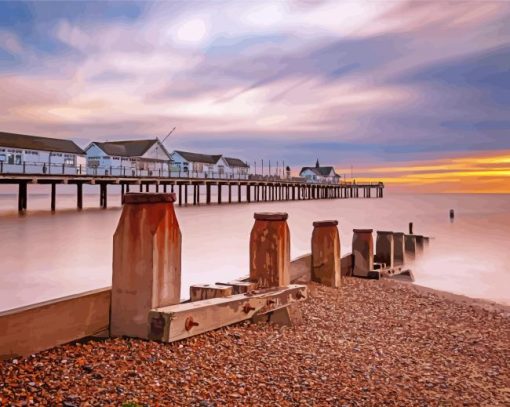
(51, 183), (56, 212)
(77, 183), (83, 209)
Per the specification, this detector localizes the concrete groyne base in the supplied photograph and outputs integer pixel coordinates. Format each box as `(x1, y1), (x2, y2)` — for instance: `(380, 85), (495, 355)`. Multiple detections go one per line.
(1, 277), (508, 406)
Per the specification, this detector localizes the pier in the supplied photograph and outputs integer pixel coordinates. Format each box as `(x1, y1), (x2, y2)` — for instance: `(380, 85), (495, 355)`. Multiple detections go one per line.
(0, 173), (384, 212)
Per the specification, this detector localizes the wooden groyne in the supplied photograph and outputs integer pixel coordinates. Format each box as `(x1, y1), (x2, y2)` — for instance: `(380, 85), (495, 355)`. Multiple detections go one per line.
(0, 192), (426, 360)
(0, 173), (384, 213)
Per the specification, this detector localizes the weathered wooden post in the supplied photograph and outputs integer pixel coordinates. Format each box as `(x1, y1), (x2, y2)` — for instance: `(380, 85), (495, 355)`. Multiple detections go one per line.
(311, 220), (341, 287)
(352, 229), (374, 278)
(393, 232), (405, 266)
(376, 231), (394, 269)
(415, 235), (424, 254)
(404, 234), (416, 261)
(111, 193), (181, 339)
(250, 212), (290, 288)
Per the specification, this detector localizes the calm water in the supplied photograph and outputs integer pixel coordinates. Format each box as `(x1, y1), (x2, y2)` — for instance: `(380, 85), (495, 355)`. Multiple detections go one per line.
(0, 190), (509, 311)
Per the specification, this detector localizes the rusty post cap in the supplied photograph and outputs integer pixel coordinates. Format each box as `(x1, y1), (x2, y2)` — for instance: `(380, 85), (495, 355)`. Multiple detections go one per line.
(254, 212), (288, 221)
(377, 230), (393, 234)
(123, 193), (176, 204)
(313, 220), (338, 227)
(353, 228), (373, 233)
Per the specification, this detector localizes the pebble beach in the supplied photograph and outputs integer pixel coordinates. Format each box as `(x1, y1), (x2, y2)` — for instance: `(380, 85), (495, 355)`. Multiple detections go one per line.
(1, 278), (509, 406)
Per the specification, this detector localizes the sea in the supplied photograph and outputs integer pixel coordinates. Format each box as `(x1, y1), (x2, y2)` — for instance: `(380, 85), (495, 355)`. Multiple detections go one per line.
(0, 188), (509, 312)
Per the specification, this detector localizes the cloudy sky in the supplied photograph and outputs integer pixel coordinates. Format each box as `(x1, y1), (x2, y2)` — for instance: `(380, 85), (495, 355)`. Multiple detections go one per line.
(1, 0), (509, 192)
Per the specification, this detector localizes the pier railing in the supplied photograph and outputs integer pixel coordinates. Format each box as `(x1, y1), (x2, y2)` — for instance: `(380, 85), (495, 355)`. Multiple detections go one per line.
(0, 162), (347, 185)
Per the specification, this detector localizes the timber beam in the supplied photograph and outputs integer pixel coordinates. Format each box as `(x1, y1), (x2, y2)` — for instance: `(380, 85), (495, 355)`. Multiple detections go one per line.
(148, 284), (307, 342)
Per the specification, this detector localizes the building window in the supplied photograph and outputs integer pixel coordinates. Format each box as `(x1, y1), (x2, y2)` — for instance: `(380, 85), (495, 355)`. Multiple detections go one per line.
(7, 153), (22, 165)
(65, 158), (74, 165)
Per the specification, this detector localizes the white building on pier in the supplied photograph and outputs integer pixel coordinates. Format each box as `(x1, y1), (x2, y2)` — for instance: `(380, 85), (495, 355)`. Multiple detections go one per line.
(299, 160), (341, 184)
(85, 139), (172, 176)
(0, 131), (86, 174)
(170, 150), (249, 179)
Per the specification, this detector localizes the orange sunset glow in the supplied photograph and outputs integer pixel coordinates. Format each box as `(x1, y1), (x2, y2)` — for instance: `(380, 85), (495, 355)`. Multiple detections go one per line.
(339, 151), (510, 193)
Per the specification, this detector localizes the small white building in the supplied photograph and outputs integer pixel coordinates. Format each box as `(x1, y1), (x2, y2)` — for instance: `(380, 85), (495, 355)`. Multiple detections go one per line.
(0, 131), (86, 174)
(85, 139), (172, 176)
(170, 150), (249, 179)
(299, 160), (341, 184)
(224, 157), (250, 178)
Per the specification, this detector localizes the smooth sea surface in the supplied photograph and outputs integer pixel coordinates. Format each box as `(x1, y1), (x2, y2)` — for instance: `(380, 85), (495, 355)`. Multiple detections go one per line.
(0, 189), (509, 312)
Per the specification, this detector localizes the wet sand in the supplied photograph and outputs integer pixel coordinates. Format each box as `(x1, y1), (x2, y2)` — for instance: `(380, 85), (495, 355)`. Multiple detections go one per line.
(1, 278), (509, 406)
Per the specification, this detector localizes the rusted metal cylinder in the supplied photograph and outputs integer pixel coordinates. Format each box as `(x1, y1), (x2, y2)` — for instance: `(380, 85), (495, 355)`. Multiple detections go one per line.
(250, 212), (290, 288)
(111, 193), (182, 339)
(393, 232), (405, 266)
(311, 220), (341, 288)
(376, 231), (394, 269)
(352, 229), (374, 277)
(404, 234), (416, 261)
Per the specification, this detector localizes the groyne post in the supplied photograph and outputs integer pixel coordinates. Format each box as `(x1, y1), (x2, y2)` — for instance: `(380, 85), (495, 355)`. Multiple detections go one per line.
(376, 231), (394, 269)
(249, 212), (290, 288)
(352, 229), (374, 278)
(415, 235), (424, 254)
(404, 234), (416, 261)
(111, 193), (181, 339)
(393, 232), (405, 266)
(311, 220), (341, 287)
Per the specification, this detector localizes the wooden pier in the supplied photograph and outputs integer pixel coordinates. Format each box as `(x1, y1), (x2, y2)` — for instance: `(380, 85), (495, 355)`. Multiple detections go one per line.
(0, 174), (384, 212)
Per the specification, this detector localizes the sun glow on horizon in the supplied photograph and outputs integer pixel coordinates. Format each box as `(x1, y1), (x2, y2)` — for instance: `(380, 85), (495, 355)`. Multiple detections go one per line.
(334, 151), (510, 194)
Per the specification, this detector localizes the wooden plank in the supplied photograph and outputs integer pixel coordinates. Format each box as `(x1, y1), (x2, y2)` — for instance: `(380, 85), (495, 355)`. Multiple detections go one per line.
(0, 288), (111, 360)
(148, 285), (307, 342)
(341, 253), (353, 277)
(289, 254), (311, 283)
(190, 284), (233, 301)
(216, 280), (256, 294)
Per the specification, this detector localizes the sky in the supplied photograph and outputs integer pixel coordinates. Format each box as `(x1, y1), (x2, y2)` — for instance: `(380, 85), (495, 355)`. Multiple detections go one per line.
(0, 0), (509, 193)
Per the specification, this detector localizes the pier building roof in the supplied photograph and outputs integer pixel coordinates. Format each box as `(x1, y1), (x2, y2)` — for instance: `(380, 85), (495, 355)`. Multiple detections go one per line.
(299, 160), (340, 178)
(172, 150), (223, 164)
(91, 139), (170, 158)
(0, 131), (85, 155)
(223, 157), (249, 168)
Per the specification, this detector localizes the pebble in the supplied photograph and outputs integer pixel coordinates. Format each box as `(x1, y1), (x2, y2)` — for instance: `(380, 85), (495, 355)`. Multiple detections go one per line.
(0, 278), (509, 406)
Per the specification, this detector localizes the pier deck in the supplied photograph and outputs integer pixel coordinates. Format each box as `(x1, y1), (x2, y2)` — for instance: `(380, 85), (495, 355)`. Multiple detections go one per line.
(0, 173), (384, 212)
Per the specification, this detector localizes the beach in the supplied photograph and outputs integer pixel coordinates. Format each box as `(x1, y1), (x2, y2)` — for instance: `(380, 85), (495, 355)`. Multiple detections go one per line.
(1, 278), (509, 406)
